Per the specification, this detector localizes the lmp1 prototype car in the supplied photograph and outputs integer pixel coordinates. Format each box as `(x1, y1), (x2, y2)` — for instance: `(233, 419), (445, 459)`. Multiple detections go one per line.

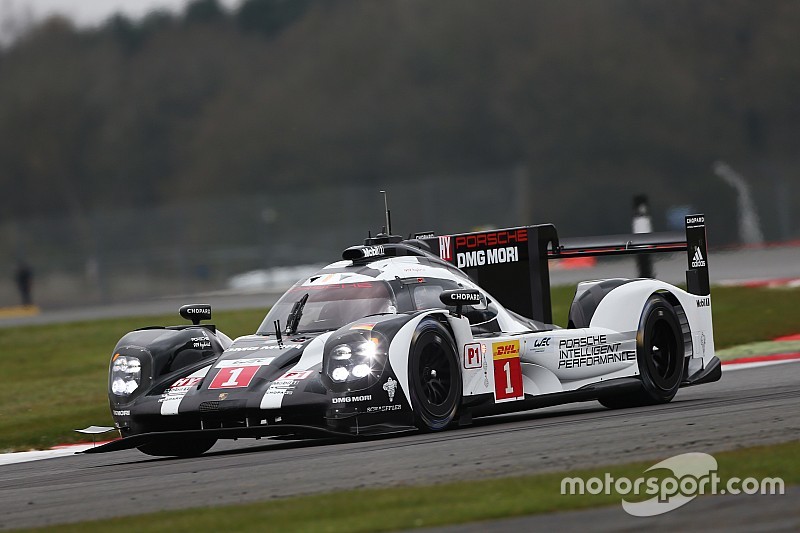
(87, 215), (720, 457)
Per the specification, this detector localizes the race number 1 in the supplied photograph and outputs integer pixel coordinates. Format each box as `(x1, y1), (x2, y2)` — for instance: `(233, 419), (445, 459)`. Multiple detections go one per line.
(492, 340), (524, 402)
(209, 365), (259, 389)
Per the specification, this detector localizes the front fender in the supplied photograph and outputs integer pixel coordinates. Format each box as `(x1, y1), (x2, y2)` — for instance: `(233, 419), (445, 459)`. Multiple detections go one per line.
(386, 310), (471, 411)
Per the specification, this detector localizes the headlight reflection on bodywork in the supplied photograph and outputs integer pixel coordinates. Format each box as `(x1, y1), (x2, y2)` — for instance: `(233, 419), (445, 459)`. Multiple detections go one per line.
(111, 355), (141, 396)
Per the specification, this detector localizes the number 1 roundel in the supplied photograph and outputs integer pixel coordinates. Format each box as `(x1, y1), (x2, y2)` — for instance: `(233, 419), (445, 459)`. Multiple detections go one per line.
(209, 365), (259, 389)
(492, 340), (524, 402)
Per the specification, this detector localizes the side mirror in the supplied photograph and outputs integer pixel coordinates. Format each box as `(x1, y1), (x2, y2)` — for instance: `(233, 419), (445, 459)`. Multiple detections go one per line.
(440, 289), (482, 317)
(179, 304), (212, 325)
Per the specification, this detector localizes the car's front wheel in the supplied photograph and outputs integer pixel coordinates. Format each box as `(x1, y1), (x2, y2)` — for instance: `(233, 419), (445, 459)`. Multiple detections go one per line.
(408, 319), (461, 431)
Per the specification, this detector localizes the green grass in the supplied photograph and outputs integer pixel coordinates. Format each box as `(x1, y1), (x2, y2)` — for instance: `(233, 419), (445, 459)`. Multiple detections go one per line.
(21, 439), (800, 532)
(1, 285), (799, 451)
(0, 309), (264, 452)
(717, 340), (800, 361)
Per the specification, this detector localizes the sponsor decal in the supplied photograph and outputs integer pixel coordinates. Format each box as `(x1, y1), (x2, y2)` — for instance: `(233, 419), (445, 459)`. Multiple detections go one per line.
(456, 247), (520, 269)
(112, 409), (131, 416)
(170, 376), (203, 389)
(208, 365), (259, 389)
(493, 340), (520, 358)
(414, 231), (435, 240)
(278, 369), (314, 381)
(439, 236), (452, 261)
(190, 335), (212, 349)
(159, 376), (203, 403)
(218, 392), (229, 400)
(691, 246), (706, 268)
(700, 332), (707, 356)
(557, 335), (635, 369)
(184, 307), (209, 315)
(531, 337), (551, 352)
(366, 404), (403, 413)
(696, 296), (711, 308)
(449, 291), (482, 303)
(260, 370), (311, 402)
(332, 395), (372, 404)
(383, 377), (398, 402)
(216, 357), (276, 368)
(686, 215), (705, 228)
(455, 229), (528, 250)
(224, 344), (301, 353)
(160, 367), (209, 413)
(492, 340), (524, 401)
(483, 346), (490, 388)
(362, 245), (385, 258)
(464, 343), (482, 369)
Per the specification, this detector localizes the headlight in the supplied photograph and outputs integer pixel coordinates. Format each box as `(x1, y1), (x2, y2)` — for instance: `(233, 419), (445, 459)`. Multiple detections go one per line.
(331, 344), (352, 360)
(111, 355), (141, 396)
(325, 334), (386, 386)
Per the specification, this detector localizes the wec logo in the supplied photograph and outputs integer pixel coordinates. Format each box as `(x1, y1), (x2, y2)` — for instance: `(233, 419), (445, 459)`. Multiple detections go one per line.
(533, 338), (551, 348)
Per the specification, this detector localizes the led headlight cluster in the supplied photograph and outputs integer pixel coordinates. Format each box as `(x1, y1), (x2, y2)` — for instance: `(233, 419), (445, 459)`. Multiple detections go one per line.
(111, 355), (141, 396)
(326, 333), (386, 384)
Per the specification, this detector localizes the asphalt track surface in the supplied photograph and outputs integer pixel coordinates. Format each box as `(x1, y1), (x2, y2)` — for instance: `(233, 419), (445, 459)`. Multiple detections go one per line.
(1, 362), (798, 531)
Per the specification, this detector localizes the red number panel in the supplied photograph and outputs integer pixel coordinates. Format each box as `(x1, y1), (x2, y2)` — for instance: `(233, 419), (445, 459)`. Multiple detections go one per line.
(208, 365), (259, 389)
(492, 340), (524, 402)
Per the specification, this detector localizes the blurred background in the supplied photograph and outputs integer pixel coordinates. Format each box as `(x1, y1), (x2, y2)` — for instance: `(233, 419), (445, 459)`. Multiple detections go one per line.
(0, 0), (798, 309)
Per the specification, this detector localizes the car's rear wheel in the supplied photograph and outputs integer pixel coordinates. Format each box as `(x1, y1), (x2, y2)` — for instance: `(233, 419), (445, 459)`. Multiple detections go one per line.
(408, 319), (461, 431)
(137, 437), (217, 457)
(600, 294), (684, 409)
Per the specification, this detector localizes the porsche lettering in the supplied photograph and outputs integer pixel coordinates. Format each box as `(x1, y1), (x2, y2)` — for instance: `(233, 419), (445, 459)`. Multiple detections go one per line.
(454, 229), (527, 250)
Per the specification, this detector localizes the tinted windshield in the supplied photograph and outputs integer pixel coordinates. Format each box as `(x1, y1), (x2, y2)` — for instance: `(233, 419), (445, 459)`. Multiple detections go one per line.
(257, 281), (396, 334)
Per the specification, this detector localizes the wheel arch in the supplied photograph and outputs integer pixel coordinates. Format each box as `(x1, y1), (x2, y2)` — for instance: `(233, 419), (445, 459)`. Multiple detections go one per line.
(589, 279), (689, 333)
(386, 310), (465, 412)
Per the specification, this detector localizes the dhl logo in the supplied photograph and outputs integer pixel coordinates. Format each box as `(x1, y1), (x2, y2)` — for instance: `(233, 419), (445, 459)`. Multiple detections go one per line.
(492, 340), (520, 360)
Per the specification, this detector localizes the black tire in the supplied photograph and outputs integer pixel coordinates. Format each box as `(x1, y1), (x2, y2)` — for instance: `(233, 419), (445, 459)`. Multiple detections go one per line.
(137, 437), (217, 457)
(600, 294), (684, 409)
(408, 319), (462, 431)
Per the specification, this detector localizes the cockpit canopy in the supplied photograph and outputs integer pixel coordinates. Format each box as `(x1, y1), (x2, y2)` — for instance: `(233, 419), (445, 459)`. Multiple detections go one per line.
(257, 273), (504, 336)
(258, 281), (396, 335)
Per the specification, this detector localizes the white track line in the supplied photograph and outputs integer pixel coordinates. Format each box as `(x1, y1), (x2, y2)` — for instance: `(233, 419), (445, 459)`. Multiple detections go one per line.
(0, 443), (104, 466)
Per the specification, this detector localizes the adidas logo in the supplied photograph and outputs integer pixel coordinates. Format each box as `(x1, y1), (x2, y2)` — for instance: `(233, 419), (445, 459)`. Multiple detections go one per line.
(691, 246), (706, 268)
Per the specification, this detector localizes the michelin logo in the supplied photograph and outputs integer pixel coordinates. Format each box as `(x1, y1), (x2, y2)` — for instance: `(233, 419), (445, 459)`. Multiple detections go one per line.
(691, 247), (706, 268)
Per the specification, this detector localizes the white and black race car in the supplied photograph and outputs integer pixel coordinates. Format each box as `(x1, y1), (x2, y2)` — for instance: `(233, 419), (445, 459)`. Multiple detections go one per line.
(87, 215), (720, 457)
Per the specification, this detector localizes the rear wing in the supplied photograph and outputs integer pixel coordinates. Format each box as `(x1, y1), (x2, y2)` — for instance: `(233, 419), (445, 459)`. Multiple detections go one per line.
(418, 215), (710, 323)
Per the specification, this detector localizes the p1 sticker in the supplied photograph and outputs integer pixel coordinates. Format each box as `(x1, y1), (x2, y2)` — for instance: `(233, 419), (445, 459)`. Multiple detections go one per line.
(492, 340), (524, 402)
(463, 343), (482, 369)
(209, 365), (259, 389)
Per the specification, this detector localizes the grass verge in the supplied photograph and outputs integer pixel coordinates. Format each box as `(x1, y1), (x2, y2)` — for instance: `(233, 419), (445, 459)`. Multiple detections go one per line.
(1, 285), (799, 451)
(21, 439), (800, 532)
